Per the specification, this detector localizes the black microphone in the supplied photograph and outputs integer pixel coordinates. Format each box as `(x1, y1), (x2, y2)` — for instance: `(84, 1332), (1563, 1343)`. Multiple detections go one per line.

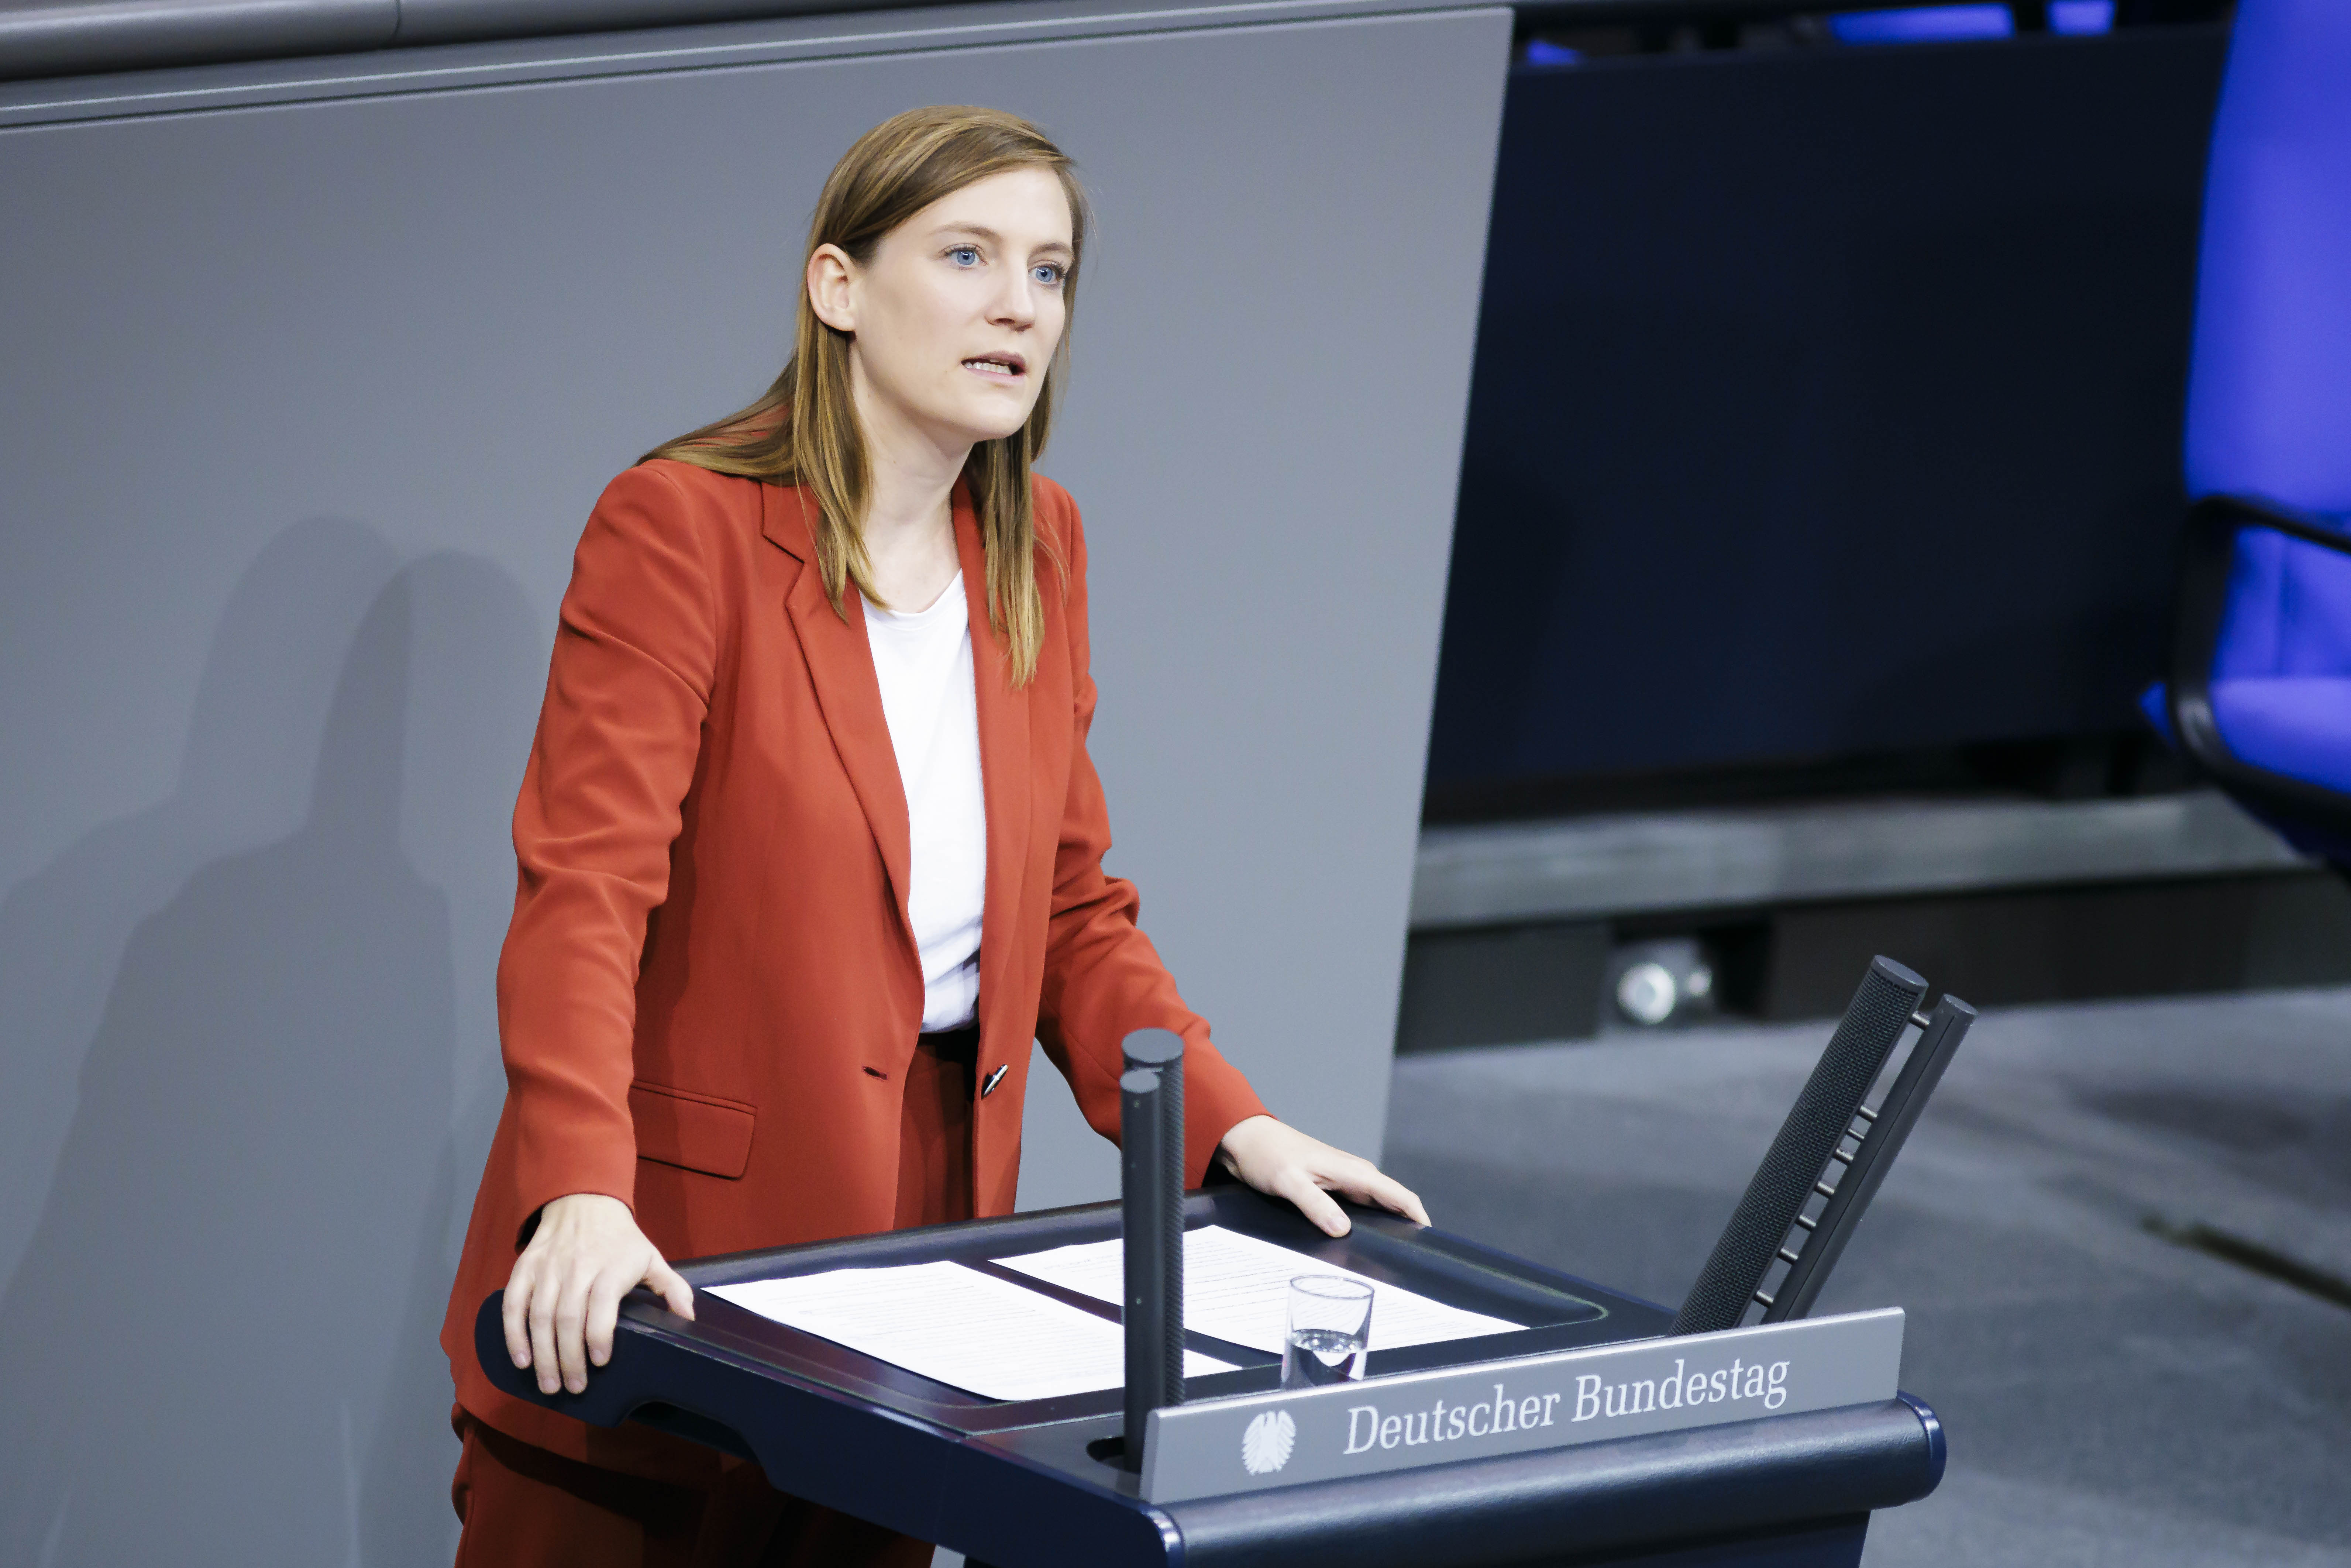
(1671, 956), (1927, 1336)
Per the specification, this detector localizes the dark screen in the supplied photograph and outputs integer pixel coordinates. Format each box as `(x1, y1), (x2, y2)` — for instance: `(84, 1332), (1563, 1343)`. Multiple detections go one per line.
(1428, 28), (2230, 808)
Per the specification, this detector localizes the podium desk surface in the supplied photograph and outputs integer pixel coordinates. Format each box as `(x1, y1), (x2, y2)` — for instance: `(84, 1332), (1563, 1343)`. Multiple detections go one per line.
(477, 1188), (1942, 1568)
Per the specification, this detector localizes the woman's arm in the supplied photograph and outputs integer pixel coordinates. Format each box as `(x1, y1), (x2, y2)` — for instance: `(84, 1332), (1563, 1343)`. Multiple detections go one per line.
(1031, 489), (1426, 1236)
(495, 463), (717, 1392)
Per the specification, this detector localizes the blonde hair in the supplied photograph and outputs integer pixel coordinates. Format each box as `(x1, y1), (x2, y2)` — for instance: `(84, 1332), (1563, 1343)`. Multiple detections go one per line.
(643, 105), (1084, 685)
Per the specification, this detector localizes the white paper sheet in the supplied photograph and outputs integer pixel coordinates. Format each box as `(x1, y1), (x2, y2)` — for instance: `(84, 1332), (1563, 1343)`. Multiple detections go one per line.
(708, 1260), (1235, 1403)
(996, 1226), (1524, 1354)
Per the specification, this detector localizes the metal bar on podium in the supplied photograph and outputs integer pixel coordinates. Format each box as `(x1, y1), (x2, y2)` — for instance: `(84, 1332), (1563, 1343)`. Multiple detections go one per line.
(1119, 1027), (1187, 1470)
(1123, 1029), (1186, 1405)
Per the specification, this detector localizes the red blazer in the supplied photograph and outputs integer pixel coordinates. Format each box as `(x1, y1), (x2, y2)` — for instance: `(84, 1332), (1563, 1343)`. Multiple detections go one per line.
(440, 461), (1268, 1462)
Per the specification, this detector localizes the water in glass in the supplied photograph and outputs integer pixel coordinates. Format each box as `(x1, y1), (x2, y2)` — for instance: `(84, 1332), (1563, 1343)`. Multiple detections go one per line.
(1280, 1275), (1374, 1390)
(1283, 1326), (1369, 1387)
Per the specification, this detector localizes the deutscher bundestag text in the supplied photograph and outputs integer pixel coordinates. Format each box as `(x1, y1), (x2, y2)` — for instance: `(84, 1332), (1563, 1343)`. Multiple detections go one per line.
(1343, 1357), (1791, 1456)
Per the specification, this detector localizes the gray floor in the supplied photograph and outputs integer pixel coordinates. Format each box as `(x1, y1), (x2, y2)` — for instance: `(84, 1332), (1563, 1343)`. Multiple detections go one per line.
(1382, 987), (2351, 1567)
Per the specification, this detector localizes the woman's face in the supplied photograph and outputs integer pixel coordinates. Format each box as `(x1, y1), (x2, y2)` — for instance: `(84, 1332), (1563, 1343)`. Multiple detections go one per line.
(810, 166), (1074, 456)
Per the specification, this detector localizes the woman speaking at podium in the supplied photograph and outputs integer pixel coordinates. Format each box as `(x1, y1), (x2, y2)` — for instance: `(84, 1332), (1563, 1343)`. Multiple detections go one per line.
(438, 105), (1427, 1566)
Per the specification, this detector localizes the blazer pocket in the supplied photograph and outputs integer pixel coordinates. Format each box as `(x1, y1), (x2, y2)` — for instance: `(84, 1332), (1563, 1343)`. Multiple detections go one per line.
(629, 1080), (756, 1179)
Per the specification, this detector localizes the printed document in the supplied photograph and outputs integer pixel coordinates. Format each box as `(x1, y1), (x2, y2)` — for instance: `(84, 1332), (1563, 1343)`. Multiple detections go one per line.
(996, 1226), (1524, 1354)
(708, 1261), (1235, 1402)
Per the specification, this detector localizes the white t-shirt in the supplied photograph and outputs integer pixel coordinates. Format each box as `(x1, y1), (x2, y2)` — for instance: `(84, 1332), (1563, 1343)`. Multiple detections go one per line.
(863, 571), (986, 1031)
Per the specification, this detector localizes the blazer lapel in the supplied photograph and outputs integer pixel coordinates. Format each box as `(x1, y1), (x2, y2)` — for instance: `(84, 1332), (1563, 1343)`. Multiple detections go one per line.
(763, 486), (916, 941)
(954, 490), (1033, 1034)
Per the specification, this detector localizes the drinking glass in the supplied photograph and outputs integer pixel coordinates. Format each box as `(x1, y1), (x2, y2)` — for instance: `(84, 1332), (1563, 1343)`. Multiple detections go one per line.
(1281, 1275), (1374, 1389)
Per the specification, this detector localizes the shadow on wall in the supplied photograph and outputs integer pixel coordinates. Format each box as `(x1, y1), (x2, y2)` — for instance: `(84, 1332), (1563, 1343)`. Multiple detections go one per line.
(0, 521), (540, 1566)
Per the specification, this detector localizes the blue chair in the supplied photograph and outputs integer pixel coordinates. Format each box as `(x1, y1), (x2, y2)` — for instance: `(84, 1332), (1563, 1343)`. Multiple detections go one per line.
(2142, 0), (2351, 864)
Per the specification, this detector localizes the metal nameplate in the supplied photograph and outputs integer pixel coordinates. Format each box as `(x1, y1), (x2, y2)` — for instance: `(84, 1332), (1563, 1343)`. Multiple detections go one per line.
(1138, 1307), (1904, 1503)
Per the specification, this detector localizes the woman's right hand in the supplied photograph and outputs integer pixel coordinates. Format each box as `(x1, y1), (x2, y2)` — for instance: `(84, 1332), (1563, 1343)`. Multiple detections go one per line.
(502, 1192), (696, 1396)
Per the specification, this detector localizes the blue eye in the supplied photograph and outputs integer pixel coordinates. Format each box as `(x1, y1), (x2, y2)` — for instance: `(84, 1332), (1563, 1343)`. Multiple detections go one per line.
(948, 245), (980, 267)
(1032, 263), (1065, 285)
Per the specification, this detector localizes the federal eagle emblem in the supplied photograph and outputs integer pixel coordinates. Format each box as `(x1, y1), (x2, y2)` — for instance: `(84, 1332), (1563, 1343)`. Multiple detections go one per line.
(1241, 1409), (1296, 1475)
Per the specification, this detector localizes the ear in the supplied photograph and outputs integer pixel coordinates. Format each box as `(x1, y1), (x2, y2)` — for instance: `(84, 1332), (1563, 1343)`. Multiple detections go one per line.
(806, 243), (858, 333)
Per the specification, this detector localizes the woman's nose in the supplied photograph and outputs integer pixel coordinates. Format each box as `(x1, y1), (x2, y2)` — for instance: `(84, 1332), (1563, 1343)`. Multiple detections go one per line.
(990, 276), (1039, 328)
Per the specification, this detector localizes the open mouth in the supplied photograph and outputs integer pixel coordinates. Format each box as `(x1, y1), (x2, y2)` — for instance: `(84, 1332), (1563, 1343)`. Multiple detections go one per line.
(962, 355), (1026, 378)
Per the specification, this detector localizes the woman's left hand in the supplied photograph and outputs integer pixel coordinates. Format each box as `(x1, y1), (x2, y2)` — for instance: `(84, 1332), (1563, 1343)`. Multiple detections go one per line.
(1214, 1114), (1431, 1237)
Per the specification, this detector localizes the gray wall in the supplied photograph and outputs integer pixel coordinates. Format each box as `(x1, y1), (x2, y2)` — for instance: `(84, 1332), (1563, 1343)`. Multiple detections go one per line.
(0, 3), (1507, 1560)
